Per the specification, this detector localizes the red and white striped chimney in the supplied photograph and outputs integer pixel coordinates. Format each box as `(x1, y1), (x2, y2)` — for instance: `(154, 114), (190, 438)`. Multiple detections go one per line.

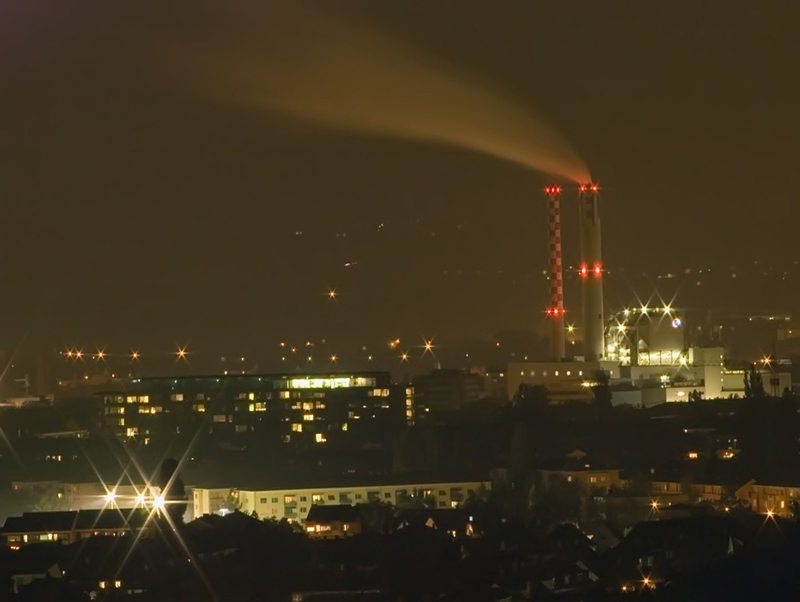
(545, 186), (565, 360)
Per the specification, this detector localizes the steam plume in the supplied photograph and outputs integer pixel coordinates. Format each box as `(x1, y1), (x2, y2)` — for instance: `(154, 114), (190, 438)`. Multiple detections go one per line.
(175, 4), (590, 183)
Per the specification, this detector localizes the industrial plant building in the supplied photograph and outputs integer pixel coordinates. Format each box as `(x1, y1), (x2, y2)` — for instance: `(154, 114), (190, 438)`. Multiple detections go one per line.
(523, 184), (792, 405)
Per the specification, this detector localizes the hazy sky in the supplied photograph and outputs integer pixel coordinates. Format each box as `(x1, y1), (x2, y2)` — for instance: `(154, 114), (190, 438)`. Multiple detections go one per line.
(1, 1), (798, 360)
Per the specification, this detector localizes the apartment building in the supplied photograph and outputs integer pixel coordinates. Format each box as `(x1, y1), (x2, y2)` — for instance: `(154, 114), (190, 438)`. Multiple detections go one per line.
(192, 476), (490, 522)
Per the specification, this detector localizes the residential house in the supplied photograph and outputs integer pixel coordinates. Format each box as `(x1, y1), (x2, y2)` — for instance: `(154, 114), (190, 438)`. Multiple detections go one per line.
(305, 505), (362, 538)
(1, 508), (150, 547)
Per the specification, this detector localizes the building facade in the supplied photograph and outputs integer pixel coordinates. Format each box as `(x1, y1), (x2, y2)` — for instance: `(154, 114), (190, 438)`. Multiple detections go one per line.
(100, 372), (414, 445)
(192, 477), (490, 522)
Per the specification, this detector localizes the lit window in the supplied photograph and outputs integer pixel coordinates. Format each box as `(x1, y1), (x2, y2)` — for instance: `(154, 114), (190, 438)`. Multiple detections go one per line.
(302, 402), (314, 410)
(114, 580), (122, 588)
(193, 404), (205, 413)
(303, 413), (314, 421)
(292, 423), (302, 432)
(280, 391), (291, 399)
(341, 423), (348, 431)
(315, 433), (327, 443)
(170, 393), (184, 402)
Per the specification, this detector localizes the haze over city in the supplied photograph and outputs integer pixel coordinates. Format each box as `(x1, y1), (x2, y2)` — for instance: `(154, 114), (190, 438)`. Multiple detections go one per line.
(1, 1), (798, 362)
(1, 2), (800, 601)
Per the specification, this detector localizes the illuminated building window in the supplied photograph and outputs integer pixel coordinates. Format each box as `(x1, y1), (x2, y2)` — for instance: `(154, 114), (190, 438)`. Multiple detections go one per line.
(303, 413), (314, 421)
(235, 424), (248, 433)
(284, 495), (296, 504)
(312, 494), (322, 502)
(341, 423), (348, 431)
(126, 427), (138, 437)
(280, 391), (291, 399)
(212, 415), (227, 423)
(116, 418), (125, 427)
(688, 452), (699, 459)
(193, 404), (205, 413)
(170, 393), (184, 402)
(292, 423), (302, 432)
(315, 433), (327, 443)
(315, 401), (325, 409)
(253, 402), (266, 412)
(302, 402), (314, 411)
(248, 404), (255, 412)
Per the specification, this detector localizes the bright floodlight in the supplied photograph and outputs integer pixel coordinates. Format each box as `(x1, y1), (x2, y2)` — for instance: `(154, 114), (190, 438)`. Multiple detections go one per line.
(136, 493), (145, 504)
(153, 495), (166, 511)
(105, 490), (116, 504)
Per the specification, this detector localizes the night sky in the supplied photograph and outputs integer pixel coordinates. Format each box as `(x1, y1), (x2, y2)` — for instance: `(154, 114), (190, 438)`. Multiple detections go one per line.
(1, 1), (798, 366)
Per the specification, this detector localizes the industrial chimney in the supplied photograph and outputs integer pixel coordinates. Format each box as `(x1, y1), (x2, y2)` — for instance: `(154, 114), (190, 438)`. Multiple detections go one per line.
(578, 184), (605, 361)
(544, 186), (565, 360)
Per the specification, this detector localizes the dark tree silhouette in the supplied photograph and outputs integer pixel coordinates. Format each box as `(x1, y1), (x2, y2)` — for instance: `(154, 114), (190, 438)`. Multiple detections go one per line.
(591, 370), (613, 410)
(158, 457), (188, 523)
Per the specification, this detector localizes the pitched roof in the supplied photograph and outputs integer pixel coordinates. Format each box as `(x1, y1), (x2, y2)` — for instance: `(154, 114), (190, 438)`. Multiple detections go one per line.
(73, 508), (149, 530)
(2, 512), (77, 534)
(306, 504), (361, 523)
(1, 508), (149, 534)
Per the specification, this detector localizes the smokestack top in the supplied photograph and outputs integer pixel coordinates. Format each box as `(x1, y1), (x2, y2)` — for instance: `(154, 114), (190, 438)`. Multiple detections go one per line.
(544, 186), (563, 194)
(579, 183), (600, 193)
